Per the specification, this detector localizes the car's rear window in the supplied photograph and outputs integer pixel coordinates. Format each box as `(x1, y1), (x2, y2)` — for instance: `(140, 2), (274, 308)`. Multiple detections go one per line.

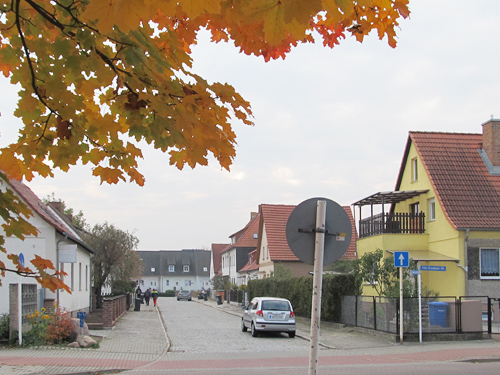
(261, 300), (291, 311)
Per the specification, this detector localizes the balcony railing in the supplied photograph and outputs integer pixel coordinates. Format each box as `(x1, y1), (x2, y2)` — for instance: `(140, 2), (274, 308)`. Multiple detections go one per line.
(359, 212), (426, 238)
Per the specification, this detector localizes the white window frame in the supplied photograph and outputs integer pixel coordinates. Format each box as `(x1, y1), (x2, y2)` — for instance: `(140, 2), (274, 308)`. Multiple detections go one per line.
(428, 198), (436, 221)
(480, 248), (500, 279)
(411, 157), (418, 182)
(169, 265), (175, 272)
(183, 265), (189, 272)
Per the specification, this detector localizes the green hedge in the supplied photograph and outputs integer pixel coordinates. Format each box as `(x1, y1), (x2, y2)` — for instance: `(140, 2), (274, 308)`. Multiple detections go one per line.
(247, 274), (356, 322)
(159, 290), (176, 297)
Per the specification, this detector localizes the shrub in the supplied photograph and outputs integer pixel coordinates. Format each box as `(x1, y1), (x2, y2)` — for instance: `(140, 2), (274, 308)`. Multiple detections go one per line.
(161, 290), (176, 297)
(24, 308), (50, 346)
(46, 307), (75, 344)
(0, 314), (9, 340)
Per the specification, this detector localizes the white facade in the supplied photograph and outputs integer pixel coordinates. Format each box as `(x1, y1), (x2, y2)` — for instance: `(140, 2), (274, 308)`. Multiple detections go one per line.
(222, 249), (239, 285)
(0, 179), (93, 316)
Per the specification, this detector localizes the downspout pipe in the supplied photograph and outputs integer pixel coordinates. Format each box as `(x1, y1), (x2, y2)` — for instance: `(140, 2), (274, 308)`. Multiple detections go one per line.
(457, 229), (470, 296)
(56, 233), (68, 308)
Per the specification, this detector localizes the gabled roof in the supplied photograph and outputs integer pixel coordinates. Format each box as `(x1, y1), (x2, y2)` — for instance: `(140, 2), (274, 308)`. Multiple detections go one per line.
(136, 249), (211, 277)
(6, 178), (93, 253)
(211, 243), (230, 275)
(258, 204), (297, 261)
(396, 131), (500, 230)
(340, 206), (357, 261)
(239, 249), (259, 273)
(257, 203), (357, 262)
(226, 212), (260, 250)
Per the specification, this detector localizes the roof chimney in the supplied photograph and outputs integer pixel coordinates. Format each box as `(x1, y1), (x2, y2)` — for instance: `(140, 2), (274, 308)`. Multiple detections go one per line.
(482, 119), (500, 167)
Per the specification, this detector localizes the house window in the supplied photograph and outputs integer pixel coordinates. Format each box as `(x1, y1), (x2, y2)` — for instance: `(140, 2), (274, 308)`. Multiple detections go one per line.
(85, 265), (88, 291)
(428, 198), (436, 221)
(183, 265), (189, 272)
(411, 157), (418, 182)
(410, 202), (420, 215)
(481, 248), (500, 278)
(166, 280), (169, 286)
(79, 262), (82, 291)
(169, 265), (175, 272)
(151, 267), (155, 272)
(203, 267), (207, 272)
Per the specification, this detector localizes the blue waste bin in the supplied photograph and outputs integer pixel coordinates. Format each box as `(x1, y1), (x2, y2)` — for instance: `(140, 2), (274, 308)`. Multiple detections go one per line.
(428, 302), (448, 327)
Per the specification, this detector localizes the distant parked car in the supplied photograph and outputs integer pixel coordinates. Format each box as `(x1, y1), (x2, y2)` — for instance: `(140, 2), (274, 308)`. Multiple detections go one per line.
(241, 297), (296, 338)
(177, 290), (192, 301)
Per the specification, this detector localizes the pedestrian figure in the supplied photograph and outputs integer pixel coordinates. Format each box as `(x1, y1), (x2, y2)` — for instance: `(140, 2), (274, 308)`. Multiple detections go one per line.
(152, 289), (158, 306)
(136, 286), (142, 297)
(144, 288), (151, 306)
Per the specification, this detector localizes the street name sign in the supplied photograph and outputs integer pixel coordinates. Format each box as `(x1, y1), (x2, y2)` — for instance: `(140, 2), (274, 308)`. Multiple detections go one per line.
(421, 265), (446, 271)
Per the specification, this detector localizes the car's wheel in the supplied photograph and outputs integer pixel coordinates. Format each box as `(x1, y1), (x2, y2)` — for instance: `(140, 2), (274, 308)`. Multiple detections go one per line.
(251, 323), (258, 337)
(288, 331), (296, 338)
(241, 319), (247, 332)
(177, 298), (180, 301)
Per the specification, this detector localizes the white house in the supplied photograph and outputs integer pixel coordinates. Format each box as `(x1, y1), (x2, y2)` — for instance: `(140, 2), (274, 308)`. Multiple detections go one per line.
(0, 177), (94, 317)
(136, 250), (211, 292)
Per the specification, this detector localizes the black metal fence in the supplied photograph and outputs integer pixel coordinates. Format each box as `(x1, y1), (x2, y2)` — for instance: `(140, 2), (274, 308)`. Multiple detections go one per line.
(359, 212), (426, 238)
(341, 295), (499, 335)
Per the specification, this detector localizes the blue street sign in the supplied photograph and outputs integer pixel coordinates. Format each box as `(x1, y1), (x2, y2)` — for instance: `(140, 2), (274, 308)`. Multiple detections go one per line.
(19, 253), (24, 268)
(421, 265), (446, 271)
(394, 251), (409, 268)
(411, 270), (420, 276)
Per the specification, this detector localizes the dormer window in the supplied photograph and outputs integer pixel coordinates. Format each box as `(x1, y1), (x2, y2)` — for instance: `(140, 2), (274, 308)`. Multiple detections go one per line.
(183, 265), (189, 272)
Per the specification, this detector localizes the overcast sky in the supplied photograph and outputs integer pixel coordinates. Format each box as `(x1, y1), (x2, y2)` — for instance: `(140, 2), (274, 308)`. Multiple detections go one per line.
(1, 1), (499, 250)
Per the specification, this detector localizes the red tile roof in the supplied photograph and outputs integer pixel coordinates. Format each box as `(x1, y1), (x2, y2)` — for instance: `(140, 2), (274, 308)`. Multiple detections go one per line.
(226, 212), (260, 250)
(340, 206), (357, 260)
(239, 249), (259, 273)
(258, 204), (357, 262)
(211, 243), (230, 275)
(6, 178), (93, 252)
(259, 204), (297, 261)
(397, 132), (500, 230)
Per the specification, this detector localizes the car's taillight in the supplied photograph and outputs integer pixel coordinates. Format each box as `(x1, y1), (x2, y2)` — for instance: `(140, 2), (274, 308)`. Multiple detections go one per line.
(290, 311), (295, 318)
(256, 310), (263, 317)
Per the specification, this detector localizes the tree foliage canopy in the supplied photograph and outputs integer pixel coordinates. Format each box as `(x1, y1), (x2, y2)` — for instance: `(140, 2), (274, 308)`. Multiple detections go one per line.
(354, 249), (417, 297)
(83, 221), (140, 307)
(0, 0), (409, 185)
(0, 0), (409, 289)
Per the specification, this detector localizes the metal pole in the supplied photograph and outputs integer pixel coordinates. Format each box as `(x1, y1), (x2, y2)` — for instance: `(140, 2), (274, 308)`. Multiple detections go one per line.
(308, 200), (326, 375)
(399, 266), (404, 344)
(418, 264), (422, 344)
(18, 280), (22, 346)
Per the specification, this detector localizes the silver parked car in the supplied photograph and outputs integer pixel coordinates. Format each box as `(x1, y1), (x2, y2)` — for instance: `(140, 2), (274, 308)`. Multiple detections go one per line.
(241, 297), (296, 338)
(177, 290), (192, 301)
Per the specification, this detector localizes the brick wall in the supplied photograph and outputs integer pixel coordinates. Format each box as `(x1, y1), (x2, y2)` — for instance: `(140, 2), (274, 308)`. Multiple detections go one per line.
(101, 294), (128, 328)
(482, 120), (500, 166)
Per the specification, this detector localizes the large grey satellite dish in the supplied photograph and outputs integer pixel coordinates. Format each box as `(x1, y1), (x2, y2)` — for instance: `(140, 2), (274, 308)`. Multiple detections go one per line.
(285, 197), (352, 265)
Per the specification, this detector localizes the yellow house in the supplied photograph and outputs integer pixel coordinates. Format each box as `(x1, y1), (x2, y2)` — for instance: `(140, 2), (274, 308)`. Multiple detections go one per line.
(354, 119), (500, 298)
